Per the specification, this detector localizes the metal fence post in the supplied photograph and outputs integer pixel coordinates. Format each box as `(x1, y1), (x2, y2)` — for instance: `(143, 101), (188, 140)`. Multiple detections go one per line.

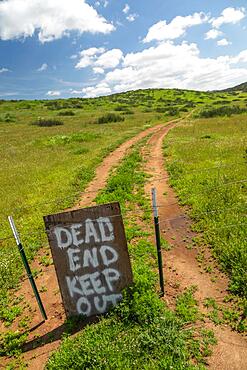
(151, 188), (164, 297)
(8, 216), (47, 321)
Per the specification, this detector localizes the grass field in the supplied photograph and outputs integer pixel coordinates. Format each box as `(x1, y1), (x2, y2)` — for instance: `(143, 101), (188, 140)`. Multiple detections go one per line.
(164, 113), (247, 329)
(0, 87), (247, 365)
(0, 87), (211, 311)
(0, 94), (170, 319)
(45, 141), (216, 370)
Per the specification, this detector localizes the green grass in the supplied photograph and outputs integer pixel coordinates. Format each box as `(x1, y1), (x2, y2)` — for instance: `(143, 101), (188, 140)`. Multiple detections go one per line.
(0, 87), (208, 313)
(46, 141), (214, 369)
(163, 113), (247, 328)
(1, 87), (247, 362)
(0, 99), (169, 321)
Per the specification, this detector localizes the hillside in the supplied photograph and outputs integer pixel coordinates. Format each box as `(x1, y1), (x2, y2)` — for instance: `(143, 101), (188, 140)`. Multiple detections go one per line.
(222, 81), (247, 92)
(0, 87), (246, 368)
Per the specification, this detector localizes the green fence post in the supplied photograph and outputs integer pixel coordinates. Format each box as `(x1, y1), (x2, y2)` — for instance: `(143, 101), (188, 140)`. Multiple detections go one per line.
(8, 216), (47, 321)
(151, 188), (165, 297)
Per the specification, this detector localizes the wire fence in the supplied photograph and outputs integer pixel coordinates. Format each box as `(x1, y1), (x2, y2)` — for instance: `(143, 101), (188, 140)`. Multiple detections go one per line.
(0, 138), (246, 292)
(0, 203), (246, 246)
(0, 170), (246, 221)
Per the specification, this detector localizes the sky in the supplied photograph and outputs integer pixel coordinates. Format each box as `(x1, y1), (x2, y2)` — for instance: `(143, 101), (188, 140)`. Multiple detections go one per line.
(0, 0), (247, 99)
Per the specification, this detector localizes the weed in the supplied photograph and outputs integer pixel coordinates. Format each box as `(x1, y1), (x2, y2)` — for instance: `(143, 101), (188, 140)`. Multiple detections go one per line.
(197, 105), (247, 118)
(165, 113), (247, 299)
(40, 255), (53, 267)
(160, 237), (172, 250)
(0, 331), (28, 356)
(176, 287), (199, 323)
(32, 118), (64, 127)
(97, 113), (124, 124)
(40, 285), (47, 293)
(0, 304), (23, 327)
(57, 110), (75, 116)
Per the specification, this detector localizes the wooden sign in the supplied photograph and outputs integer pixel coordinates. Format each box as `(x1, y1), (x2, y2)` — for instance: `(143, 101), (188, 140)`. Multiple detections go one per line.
(44, 202), (133, 318)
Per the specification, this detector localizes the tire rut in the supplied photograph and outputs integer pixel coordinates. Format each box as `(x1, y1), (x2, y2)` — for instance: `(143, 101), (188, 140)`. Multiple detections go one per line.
(143, 120), (247, 370)
(6, 121), (177, 369)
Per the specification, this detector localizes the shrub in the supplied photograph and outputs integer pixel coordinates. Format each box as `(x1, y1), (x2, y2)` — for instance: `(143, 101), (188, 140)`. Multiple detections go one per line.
(114, 105), (128, 111)
(122, 110), (134, 115)
(166, 107), (179, 116)
(156, 107), (167, 113)
(2, 113), (16, 123)
(198, 105), (247, 118)
(57, 110), (75, 116)
(97, 113), (125, 124)
(32, 118), (64, 127)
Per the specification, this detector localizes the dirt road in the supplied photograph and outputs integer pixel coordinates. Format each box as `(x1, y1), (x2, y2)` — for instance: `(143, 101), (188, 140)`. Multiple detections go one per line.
(3, 117), (246, 369)
(143, 121), (247, 370)
(8, 120), (178, 369)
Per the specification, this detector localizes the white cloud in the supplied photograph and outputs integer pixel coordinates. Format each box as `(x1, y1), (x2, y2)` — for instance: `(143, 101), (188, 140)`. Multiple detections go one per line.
(82, 83), (111, 98)
(37, 63), (48, 72)
(230, 50), (247, 64)
(217, 38), (231, 46)
(75, 47), (105, 68)
(93, 67), (105, 74)
(76, 47), (123, 72)
(126, 13), (138, 22)
(81, 47), (106, 57)
(95, 49), (123, 68)
(46, 90), (61, 96)
(80, 41), (247, 97)
(0, 67), (10, 73)
(144, 12), (208, 42)
(205, 29), (222, 40)
(123, 4), (130, 14)
(0, 0), (115, 43)
(211, 7), (245, 28)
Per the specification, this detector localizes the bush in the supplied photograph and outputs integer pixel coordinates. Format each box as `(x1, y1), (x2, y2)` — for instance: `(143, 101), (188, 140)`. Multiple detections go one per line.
(114, 105), (128, 111)
(32, 118), (64, 127)
(57, 110), (75, 116)
(97, 113), (125, 124)
(122, 110), (134, 115)
(198, 105), (247, 118)
(1, 113), (16, 123)
(166, 108), (179, 116)
(156, 107), (167, 113)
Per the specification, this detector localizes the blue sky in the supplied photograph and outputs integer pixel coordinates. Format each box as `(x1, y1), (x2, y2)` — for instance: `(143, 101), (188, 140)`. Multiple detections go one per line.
(0, 0), (247, 99)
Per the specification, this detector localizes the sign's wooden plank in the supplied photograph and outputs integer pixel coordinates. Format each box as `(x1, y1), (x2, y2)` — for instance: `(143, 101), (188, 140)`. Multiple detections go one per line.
(44, 202), (133, 318)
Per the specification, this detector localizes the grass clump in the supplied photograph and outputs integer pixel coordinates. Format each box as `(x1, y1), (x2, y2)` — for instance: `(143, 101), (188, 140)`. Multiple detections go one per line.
(42, 132), (99, 146)
(32, 118), (64, 127)
(164, 114), (247, 329)
(57, 110), (75, 116)
(97, 113), (125, 124)
(0, 113), (16, 123)
(0, 331), (28, 357)
(197, 105), (247, 118)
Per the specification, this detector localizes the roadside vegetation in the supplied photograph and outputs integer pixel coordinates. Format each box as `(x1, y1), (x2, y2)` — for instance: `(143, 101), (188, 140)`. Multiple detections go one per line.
(0, 92), (171, 326)
(164, 113), (247, 331)
(46, 142), (216, 369)
(1, 86), (247, 365)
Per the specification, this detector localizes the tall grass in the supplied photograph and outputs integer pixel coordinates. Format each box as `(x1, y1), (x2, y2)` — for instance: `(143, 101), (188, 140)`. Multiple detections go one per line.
(164, 114), (247, 299)
(0, 103), (163, 322)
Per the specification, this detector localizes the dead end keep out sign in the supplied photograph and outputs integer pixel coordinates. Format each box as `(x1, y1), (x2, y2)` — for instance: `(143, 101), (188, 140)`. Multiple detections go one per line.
(44, 202), (133, 318)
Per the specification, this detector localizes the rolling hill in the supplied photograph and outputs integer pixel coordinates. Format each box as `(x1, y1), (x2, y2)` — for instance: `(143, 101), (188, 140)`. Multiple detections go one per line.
(222, 81), (247, 92)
